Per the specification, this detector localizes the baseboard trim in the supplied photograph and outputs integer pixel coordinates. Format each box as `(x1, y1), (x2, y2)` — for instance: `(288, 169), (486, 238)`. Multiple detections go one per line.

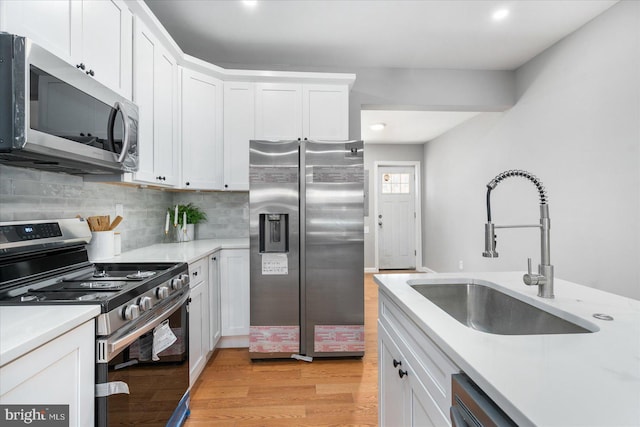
(218, 335), (249, 348)
(364, 268), (379, 273)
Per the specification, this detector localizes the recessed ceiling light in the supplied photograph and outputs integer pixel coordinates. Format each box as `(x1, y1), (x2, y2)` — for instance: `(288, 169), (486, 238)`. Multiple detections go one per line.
(492, 8), (510, 21)
(243, 0), (258, 8)
(370, 123), (386, 131)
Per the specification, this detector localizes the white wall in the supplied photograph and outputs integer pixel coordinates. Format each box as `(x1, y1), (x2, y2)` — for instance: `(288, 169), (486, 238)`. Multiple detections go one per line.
(423, 0), (640, 300)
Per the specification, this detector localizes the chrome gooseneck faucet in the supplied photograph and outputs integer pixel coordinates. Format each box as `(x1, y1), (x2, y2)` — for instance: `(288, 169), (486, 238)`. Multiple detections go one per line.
(483, 170), (554, 298)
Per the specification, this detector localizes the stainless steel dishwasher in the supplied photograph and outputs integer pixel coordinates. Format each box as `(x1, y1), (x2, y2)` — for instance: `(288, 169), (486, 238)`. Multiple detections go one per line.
(451, 374), (517, 427)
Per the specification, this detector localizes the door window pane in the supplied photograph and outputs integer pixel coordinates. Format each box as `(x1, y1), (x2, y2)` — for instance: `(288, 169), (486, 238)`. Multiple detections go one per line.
(382, 173), (410, 194)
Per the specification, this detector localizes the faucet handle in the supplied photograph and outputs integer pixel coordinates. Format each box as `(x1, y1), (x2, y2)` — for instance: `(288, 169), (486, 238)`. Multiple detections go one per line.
(523, 258), (546, 286)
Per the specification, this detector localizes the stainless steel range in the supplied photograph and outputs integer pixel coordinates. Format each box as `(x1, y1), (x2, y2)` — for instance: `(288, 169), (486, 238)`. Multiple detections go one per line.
(0, 218), (191, 426)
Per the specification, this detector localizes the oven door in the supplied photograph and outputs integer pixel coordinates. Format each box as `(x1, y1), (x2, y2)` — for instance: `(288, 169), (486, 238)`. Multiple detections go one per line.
(96, 291), (190, 427)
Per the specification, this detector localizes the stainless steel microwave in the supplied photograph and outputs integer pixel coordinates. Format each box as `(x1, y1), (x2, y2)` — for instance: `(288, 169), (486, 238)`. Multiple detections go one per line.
(0, 33), (139, 175)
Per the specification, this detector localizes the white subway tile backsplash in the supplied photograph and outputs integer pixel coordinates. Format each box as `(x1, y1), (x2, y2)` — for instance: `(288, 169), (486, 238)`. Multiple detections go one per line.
(0, 165), (249, 251)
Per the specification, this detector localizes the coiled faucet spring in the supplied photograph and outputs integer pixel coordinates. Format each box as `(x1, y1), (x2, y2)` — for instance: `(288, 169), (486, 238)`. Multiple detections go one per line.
(483, 169), (555, 298)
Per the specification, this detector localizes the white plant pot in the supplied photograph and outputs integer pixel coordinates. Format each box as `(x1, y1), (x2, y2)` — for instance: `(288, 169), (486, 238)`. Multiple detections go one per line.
(176, 224), (195, 242)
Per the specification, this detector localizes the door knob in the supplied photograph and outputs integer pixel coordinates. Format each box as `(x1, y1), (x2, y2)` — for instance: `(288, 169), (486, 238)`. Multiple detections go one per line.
(378, 221), (383, 227)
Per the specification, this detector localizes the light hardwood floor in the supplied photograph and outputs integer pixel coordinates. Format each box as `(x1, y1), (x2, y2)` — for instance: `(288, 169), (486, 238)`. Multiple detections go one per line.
(185, 272), (415, 427)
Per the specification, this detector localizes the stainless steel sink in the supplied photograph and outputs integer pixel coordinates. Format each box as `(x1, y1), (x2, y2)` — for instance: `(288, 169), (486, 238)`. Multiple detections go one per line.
(410, 282), (596, 335)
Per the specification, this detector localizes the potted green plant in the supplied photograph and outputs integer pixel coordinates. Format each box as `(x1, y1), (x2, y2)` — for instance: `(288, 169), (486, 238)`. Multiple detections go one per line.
(168, 203), (207, 241)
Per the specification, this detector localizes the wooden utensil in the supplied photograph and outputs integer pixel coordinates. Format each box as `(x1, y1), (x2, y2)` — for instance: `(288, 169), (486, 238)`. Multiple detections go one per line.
(109, 216), (123, 231)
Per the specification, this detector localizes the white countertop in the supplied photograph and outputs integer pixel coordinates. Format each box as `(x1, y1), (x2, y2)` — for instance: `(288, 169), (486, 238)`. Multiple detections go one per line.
(101, 238), (249, 264)
(375, 272), (640, 426)
(0, 305), (101, 367)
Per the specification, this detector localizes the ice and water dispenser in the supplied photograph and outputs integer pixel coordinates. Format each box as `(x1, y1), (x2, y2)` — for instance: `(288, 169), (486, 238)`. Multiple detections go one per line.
(259, 214), (289, 253)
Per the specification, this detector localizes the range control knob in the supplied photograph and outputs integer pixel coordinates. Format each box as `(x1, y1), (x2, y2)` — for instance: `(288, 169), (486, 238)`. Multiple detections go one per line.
(138, 296), (153, 312)
(179, 273), (190, 285)
(156, 286), (169, 300)
(171, 277), (184, 290)
(122, 304), (140, 321)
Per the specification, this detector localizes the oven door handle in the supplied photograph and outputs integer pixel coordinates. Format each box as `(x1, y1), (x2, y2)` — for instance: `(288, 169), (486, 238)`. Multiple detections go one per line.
(102, 292), (189, 362)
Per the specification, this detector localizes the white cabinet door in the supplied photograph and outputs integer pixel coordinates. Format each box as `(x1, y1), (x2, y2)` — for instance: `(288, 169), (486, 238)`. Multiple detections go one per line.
(132, 18), (178, 187)
(255, 83), (302, 140)
(153, 47), (179, 186)
(181, 68), (223, 190)
(220, 249), (250, 338)
(188, 257), (209, 385)
(188, 280), (205, 386)
(303, 84), (349, 141)
(255, 82), (349, 141)
(379, 325), (409, 427)
(0, 321), (95, 427)
(80, 0), (132, 98)
(223, 82), (254, 191)
(132, 21), (156, 184)
(0, 0), (81, 67)
(0, 0), (132, 99)
(379, 322), (451, 427)
(209, 252), (222, 350)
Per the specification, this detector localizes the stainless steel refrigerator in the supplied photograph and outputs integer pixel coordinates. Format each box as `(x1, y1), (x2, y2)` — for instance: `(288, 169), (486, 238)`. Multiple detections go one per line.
(249, 139), (364, 359)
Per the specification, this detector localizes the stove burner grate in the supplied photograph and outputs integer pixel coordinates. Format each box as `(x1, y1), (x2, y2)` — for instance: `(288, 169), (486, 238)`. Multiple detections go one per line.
(126, 271), (157, 280)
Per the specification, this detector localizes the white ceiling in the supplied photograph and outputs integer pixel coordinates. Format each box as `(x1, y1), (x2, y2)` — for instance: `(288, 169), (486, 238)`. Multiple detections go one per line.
(361, 110), (481, 144)
(144, 0), (618, 143)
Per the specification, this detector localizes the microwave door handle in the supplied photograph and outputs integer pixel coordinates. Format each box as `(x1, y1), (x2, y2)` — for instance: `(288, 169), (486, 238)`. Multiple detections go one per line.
(109, 101), (131, 164)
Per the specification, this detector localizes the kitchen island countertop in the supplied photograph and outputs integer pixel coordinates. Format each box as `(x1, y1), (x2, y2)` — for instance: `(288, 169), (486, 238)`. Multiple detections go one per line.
(375, 272), (640, 426)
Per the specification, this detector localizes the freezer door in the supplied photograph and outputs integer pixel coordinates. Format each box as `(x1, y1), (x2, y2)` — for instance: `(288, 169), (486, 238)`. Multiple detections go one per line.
(302, 140), (365, 357)
(249, 140), (300, 358)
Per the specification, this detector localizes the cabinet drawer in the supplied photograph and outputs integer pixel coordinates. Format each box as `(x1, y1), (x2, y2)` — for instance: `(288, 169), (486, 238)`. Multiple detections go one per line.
(379, 292), (459, 417)
(188, 257), (209, 287)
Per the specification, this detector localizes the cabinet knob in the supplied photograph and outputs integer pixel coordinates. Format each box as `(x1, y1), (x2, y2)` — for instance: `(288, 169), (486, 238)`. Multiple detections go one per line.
(224, 184), (228, 188)
(393, 359), (402, 368)
(185, 182), (190, 186)
(76, 63), (86, 70)
(86, 69), (95, 76)
(193, 271), (198, 276)
(398, 369), (408, 379)
(212, 257), (217, 261)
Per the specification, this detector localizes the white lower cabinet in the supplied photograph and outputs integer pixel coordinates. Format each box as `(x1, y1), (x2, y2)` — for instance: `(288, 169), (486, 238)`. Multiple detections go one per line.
(219, 249), (250, 347)
(188, 257), (209, 385)
(0, 320), (95, 427)
(209, 251), (222, 350)
(378, 291), (459, 427)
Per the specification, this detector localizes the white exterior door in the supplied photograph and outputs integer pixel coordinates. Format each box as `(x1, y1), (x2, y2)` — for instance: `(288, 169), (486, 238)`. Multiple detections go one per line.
(377, 166), (416, 269)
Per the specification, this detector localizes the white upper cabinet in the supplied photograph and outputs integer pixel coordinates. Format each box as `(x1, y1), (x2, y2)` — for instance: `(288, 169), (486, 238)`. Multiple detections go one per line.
(223, 82), (255, 191)
(80, 0), (132, 98)
(255, 83), (349, 141)
(0, 0), (132, 99)
(181, 68), (223, 190)
(0, 0), (79, 64)
(255, 83), (303, 140)
(303, 84), (349, 141)
(132, 18), (179, 187)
